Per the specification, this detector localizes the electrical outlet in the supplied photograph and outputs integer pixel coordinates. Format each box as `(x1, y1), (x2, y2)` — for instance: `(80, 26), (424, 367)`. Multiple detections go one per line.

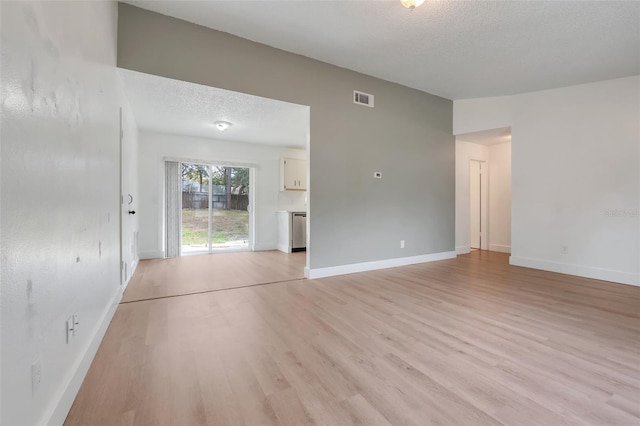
(400, 240), (405, 249)
(32, 358), (42, 395)
(561, 245), (568, 255)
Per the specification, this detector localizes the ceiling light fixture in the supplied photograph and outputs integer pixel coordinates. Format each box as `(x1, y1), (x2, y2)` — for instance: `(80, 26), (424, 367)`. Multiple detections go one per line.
(400, 0), (425, 10)
(214, 121), (232, 131)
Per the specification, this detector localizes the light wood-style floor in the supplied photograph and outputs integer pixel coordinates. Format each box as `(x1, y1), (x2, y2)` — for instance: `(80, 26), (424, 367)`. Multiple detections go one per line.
(66, 251), (640, 425)
(122, 251), (306, 303)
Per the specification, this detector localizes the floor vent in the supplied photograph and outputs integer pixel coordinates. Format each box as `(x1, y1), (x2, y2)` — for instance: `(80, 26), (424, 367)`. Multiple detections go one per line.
(354, 90), (374, 107)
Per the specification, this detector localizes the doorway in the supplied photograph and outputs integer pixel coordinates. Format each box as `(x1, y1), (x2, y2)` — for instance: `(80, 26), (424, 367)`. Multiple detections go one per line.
(455, 127), (511, 255)
(119, 69), (310, 275)
(181, 162), (251, 255)
(469, 159), (488, 250)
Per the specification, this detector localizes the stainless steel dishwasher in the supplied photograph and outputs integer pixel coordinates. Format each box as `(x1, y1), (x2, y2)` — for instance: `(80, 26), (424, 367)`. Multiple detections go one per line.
(291, 212), (306, 252)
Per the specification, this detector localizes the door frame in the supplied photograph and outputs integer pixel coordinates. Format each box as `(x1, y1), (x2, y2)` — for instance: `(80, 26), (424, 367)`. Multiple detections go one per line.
(119, 108), (124, 284)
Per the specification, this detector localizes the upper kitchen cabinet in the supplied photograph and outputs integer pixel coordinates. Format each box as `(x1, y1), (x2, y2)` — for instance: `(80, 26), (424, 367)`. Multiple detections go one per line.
(280, 157), (307, 191)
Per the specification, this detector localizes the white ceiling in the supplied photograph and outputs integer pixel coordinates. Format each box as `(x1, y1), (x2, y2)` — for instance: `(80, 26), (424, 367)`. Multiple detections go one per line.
(457, 127), (511, 146)
(123, 0), (640, 100)
(119, 69), (309, 148)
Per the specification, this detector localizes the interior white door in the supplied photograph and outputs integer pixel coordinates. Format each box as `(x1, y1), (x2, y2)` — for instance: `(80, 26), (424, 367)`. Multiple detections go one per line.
(470, 160), (481, 249)
(470, 160), (489, 250)
(120, 107), (138, 285)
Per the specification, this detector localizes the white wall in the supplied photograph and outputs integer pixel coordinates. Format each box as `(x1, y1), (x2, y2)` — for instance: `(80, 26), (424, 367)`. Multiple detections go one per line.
(138, 131), (306, 258)
(454, 76), (640, 286)
(488, 143), (512, 253)
(1, 1), (138, 424)
(453, 95), (513, 136)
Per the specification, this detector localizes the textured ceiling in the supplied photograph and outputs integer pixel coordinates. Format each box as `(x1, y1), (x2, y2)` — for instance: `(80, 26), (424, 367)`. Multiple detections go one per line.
(119, 69), (309, 148)
(122, 1), (640, 100)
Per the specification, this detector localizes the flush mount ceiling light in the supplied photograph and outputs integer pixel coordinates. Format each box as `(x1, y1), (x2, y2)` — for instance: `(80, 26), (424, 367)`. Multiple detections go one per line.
(400, 0), (425, 10)
(214, 121), (232, 131)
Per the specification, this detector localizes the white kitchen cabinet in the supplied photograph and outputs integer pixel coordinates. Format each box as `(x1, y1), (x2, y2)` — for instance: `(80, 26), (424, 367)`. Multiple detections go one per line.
(281, 158), (307, 191)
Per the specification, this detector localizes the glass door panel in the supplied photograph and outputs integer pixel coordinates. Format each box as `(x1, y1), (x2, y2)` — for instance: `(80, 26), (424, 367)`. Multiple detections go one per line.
(181, 163), (210, 255)
(181, 163), (250, 255)
(211, 166), (250, 253)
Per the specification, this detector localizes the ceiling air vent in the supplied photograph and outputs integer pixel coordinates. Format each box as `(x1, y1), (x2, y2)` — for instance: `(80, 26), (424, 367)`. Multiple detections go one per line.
(354, 90), (374, 108)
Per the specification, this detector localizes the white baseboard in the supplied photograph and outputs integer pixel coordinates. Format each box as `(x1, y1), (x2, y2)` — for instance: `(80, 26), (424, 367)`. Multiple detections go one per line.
(139, 250), (164, 259)
(509, 256), (639, 287)
(276, 243), (291, 254)
(456, 245), (471, 255)
(304, 266), (310, 278)
(489, 244), (511, 254)
(253, 242), (278, 252)
(46, 287), (123, 425)
(121, 259), (139, 293)
(307, 251), (457, 280)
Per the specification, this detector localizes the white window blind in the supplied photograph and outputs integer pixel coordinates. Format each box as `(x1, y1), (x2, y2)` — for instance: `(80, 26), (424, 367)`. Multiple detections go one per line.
(165, 161), (181, 258)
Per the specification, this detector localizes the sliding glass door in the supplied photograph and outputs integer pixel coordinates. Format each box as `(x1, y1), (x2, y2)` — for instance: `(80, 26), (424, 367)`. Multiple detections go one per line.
(210, 166), (250, 252)
(181, 162), (250, 255)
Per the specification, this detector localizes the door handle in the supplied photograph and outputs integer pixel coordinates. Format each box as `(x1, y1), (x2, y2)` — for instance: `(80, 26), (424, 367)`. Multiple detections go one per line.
(128, 210), (136, 215)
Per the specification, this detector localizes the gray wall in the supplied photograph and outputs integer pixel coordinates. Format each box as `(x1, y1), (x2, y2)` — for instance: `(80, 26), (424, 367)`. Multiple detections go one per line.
(118, 3), (454, 269)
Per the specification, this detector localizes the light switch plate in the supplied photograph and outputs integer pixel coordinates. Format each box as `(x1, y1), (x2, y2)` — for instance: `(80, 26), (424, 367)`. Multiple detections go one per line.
(67, 316), (74, 343)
